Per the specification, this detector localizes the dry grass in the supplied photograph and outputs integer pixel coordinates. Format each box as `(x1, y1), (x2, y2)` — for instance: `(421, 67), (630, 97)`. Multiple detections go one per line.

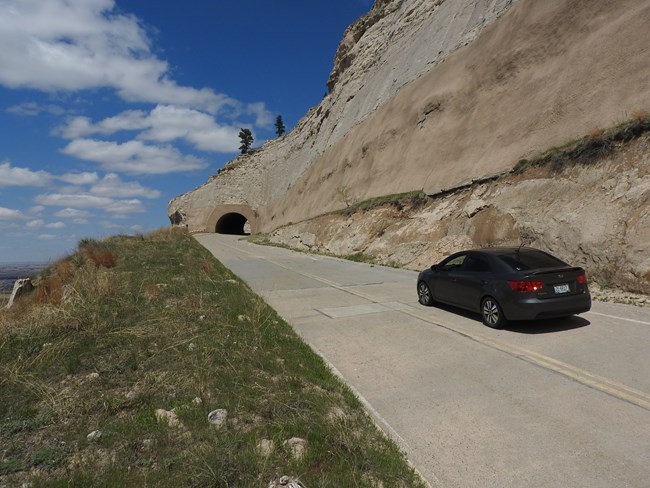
(80, 245), (117, 268)
(588, 127), (604, 140)
(0, 228), (425, 487)
(35, 276), (63, 305)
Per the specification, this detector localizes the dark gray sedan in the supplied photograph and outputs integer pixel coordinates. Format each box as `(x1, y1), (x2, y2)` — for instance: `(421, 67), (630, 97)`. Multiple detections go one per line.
(417, 247), (591, 328)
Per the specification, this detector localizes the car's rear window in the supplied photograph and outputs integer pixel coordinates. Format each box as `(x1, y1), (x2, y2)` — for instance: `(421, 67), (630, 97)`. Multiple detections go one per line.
(497, 250), (566, 271)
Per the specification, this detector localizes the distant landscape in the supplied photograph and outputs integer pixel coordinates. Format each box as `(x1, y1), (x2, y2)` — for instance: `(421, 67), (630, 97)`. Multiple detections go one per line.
(0, 263), (45, 293)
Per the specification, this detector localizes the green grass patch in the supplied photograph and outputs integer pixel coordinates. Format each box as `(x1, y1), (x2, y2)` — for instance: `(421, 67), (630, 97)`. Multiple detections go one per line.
(513, 113), (650, 174)
(0, 228), (425, 487)
(338, 190), (428, 216)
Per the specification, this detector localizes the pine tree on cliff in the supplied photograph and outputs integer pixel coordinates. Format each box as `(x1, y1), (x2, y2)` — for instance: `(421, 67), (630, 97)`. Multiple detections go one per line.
(275, 115), (286, 137)
(238, 128), (253, 154)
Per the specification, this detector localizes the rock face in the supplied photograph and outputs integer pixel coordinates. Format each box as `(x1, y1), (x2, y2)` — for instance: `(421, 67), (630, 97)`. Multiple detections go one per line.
(169, 0), (520, 230)
(5, 278), (33, 309)
(169, 0), (650, 292)
(269, 132), (650, 294)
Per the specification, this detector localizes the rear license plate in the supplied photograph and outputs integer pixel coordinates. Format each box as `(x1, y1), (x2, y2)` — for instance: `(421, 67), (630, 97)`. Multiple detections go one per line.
(554, 284), (570, 294)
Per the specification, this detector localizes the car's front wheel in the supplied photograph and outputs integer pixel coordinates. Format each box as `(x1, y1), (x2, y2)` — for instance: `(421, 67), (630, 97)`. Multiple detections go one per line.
(481, 297), (506, 329)
(418, 281), (434, 306)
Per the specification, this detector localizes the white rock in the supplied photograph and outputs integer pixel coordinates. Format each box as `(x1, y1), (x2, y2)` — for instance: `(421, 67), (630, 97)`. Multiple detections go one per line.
(283, 437), (308, 460)
(155, 409), (182, 428)
(268, 475), (307, 488)
(5, 278), (33, 309)
(256, 438), (275, 457)
(87, 430), (102, 441)
(207, 409), (228, 428)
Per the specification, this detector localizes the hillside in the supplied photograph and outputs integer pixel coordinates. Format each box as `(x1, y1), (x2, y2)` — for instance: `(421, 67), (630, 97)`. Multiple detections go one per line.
(0, 230), (425, 487)
(169, 0), (650, 293)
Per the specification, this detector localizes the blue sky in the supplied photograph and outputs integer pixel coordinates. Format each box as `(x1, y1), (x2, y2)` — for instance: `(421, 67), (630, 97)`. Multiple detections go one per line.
(0, 0), (372, 263)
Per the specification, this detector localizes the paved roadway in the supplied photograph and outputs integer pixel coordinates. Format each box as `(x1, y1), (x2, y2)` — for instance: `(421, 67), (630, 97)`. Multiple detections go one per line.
(196, 234), (650, 488)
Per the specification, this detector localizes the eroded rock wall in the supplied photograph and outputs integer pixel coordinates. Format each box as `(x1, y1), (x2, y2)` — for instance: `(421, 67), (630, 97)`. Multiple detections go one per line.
(268, 133), (650, 294)
(259, 0), (650, 230)
(169, 0), (650, 295)
(169, 0), (519, 231)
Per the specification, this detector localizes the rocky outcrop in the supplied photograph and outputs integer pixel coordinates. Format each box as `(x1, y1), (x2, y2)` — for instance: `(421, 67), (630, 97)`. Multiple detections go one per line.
(5, 278), (33, 309)
(169, 0), (650, 293)
(268, 131), (650, 294)
(169, 0), (519, 231)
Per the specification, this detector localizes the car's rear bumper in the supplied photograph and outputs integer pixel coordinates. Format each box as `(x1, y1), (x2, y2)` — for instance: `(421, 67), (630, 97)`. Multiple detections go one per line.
(501, 292), (592, 321)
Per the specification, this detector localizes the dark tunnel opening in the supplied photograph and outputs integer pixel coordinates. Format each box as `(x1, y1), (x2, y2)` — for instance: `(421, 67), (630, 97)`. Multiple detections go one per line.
(215, 212), (249, 235)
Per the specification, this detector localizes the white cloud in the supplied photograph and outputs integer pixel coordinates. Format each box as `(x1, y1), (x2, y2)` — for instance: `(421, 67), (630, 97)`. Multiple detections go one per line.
(36, 192), (145, 215)
(89, 173), (160, 198)
(100, 221), (120, 229)
(46, 221), (66, 229)
(0, 207), (24, 220)
(37, 234), (57, 240)
(29, 205), (45, 214)
(7, 102), (65, 116)
(0, 0), (236, 113)
(57, 105), (244, 152)
(59, 171), (99, 185)
(247, 102), (274, 128)
(26, 219), (45, 228)
(54, 208), (91, 218)
(0, 162), (52, 186)
(105, 199), (145, 215)
(61, 139), (207, 174)
(35, 193), (115, 208)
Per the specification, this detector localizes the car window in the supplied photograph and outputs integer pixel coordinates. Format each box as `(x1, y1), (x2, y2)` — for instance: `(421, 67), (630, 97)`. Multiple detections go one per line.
(440, 254), (466, 271)
(463, 255), (492, 273)
(497, 249), (566, 271)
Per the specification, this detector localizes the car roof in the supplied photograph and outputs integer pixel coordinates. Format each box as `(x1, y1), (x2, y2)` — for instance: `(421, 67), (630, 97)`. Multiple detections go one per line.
(466, 247), (543, 256)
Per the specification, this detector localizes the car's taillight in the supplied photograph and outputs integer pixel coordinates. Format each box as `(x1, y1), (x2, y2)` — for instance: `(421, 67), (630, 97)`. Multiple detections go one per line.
(508, 280), (544, 292)
(576, 274), (587, 284)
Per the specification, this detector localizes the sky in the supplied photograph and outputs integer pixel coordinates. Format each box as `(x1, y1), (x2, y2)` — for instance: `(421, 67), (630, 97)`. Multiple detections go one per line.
(0, 0), (372, 263)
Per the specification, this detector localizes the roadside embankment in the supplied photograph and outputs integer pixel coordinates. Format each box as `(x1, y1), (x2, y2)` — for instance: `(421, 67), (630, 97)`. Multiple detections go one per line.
(0, 228), (426, 487)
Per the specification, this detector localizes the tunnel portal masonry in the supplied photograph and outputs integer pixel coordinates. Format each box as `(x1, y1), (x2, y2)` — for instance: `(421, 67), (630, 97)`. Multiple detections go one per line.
(206, 204), (258, 235)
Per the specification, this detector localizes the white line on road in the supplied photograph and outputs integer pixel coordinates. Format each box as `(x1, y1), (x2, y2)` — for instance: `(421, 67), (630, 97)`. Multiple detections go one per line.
(587, 311), (650, 326)
(207, 235), (650, 412)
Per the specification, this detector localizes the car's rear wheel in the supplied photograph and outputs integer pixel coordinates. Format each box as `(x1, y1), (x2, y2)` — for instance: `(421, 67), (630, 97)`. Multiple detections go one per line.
(481, 297), (505, 329)
(418, 281), (434, 306)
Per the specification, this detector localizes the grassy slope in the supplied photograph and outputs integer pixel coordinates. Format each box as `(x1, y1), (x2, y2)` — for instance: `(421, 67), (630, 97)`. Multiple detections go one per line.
(0, 229), (425, 487)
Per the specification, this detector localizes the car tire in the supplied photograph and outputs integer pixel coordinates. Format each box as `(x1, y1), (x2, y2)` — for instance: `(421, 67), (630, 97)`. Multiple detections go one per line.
(481, 297), (506, 329)
(418, 281), (434, 306)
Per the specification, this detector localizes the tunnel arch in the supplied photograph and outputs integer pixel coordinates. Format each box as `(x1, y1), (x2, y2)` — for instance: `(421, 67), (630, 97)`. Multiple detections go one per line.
(216, 212), (248, 234)
(206, 204), (258, 235)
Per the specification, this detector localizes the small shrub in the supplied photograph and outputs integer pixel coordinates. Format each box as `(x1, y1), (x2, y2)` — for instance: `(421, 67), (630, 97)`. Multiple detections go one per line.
(145, 283), (161, 303)
(200, 260), (213, 273)
(631, 109), (649, 121)
(81, 246), (117, 268)
(55, 260), (77, 283)
(147, 227), (187, 242)
(588, 127), (604, 140)
(36, 276), (63, 305)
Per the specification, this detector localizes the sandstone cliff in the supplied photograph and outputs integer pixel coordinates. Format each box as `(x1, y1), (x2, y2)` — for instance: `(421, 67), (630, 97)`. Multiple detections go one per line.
(169, 0), (650, 293)
(267, 127), (650, 295)
(169, 0), (519, 229)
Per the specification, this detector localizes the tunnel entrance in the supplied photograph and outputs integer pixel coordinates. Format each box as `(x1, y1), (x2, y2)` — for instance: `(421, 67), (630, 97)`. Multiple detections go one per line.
(215, 212), (250, 235)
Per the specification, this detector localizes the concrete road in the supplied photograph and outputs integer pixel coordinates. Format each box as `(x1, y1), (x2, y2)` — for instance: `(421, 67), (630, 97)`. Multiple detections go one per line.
(196, 234), (650, 488)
